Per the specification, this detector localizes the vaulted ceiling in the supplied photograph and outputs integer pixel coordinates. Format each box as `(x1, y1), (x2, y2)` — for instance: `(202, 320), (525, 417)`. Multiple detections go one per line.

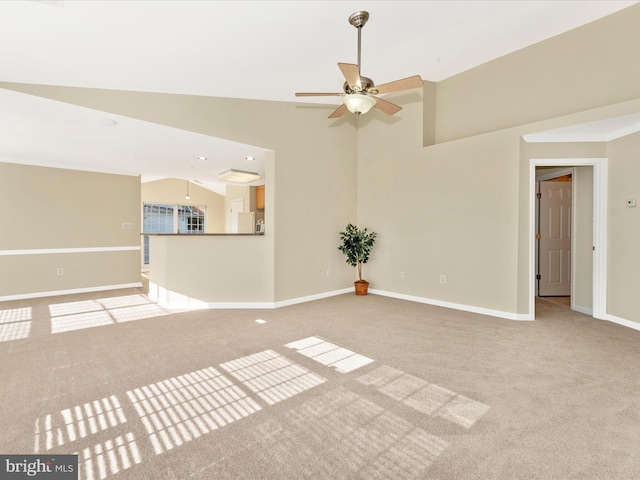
(0, 1), (636, 192)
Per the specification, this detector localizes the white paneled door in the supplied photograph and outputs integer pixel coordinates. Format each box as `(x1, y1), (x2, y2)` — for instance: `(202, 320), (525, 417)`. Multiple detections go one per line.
(229, 198), (244, 233)
(538, 180), (572, 296)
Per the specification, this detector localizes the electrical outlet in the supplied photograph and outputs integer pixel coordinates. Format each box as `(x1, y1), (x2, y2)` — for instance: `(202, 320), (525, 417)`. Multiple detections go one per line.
(121, 222), (134, 230)
(57, 267), (64, 276)
(400, 271), (405, 278)
(440, 274), (446, 284)
(326, 269), (331, 277)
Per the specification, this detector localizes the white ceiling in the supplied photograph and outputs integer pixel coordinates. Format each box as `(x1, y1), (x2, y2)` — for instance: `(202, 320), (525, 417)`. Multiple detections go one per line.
(0, 87), (266, 194)
(523, 112), (640, 143)
(0, 0), (637, 192)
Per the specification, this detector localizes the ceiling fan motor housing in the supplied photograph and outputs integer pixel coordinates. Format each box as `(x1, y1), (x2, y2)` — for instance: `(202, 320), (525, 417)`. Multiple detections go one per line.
(343, 76), (376, 95)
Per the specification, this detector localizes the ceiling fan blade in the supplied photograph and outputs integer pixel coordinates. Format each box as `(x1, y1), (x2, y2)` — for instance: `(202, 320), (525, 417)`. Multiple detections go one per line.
(373, 75), (424, 95)
(372, 96), (402, 115)
(295, 92), (342, 97)
(338, 62), (361, 89)
(328, 104), (348, 119)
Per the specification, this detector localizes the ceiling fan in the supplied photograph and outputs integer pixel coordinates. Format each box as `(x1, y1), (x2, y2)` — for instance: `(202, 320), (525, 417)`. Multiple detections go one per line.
(295, 11), (424, 118)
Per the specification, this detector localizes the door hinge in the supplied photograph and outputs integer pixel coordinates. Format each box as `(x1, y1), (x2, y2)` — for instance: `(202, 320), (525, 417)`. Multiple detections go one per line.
(536, 274), (541, 280)
(593, 246), (595, 251)
(536, 233), (542, 240)
(536, 192), (542, 199)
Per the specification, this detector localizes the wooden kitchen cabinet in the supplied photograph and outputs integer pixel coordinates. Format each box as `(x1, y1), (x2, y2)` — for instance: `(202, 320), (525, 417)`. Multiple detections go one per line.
(256, 185), (265, 210)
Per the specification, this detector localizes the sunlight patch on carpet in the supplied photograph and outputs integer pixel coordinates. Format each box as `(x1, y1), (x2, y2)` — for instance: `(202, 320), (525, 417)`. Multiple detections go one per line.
(51, 310), (114, 333)
(378, 374), (429, 401)
(357, 365), (490, 429)
(435, 394), (490, 429)
(220, 350), (326, 406)
(0, 306), (32, 342)
(285, 336), (374, 373)
(0, 319), (31, 341)
(78, 433), (142, 480)
(49, 294), (169, 333)
(34, 396), (128, 453)
(245, 386), (449, 479)
(126, 367), (261, 455)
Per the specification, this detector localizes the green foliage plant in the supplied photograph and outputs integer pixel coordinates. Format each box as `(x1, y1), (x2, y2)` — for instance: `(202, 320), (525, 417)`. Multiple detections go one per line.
(338, 223), (377, 282)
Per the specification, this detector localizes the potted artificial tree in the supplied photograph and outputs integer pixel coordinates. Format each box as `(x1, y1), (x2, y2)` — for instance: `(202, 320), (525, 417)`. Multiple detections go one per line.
(338, 223), (377, 295)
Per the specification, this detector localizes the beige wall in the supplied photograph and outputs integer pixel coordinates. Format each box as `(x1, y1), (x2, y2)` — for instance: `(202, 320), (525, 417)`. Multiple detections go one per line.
(358, 93), (521, 314)
(606, 131), (640, 321)
(0, 163), (141, 299)
(434, 5), (640, 142)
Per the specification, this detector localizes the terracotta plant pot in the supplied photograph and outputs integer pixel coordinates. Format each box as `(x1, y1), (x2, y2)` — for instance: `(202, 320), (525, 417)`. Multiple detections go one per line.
(354, 280), (369, 296)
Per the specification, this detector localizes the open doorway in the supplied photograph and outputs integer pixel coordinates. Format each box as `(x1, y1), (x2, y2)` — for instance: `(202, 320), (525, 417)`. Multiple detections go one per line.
(528, 158), (608, 320)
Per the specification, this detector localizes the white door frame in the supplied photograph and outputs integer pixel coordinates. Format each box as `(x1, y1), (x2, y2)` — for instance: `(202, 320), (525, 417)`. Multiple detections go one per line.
(529, 158), (608, 320)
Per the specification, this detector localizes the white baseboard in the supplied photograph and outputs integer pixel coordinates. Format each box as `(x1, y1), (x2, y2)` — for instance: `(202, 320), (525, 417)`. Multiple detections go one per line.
(369, 290), (640, 331)
(572, 304), (593, 316)
(150, 282), (353, 310)
(152, 285), (527, 318)
(368, 289), (532, 321)
(274, 288), (353, 308)
(605, 314), (640, 332)
(0, 283), (143, 302)
(159, 301), (275, 310)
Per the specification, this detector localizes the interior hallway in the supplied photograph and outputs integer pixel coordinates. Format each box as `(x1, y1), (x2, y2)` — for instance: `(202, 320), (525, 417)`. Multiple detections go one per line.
(1, 288), (639, 479)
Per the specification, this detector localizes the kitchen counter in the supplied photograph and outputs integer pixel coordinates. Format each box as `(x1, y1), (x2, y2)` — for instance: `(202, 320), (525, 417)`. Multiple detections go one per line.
(142, 233), (264, 236)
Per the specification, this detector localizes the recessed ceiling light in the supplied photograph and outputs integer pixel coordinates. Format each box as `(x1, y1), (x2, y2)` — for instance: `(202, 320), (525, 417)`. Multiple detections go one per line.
(245, 156), (255, 161)
(197, 156), (207, 161)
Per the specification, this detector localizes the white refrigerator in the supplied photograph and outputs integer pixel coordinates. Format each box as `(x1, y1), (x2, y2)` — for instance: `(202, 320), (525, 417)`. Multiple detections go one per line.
(237, 212), (256, 233)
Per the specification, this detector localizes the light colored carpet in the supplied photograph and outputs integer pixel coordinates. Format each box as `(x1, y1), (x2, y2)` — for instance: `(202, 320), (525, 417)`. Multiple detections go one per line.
(1, 287), (639, 479)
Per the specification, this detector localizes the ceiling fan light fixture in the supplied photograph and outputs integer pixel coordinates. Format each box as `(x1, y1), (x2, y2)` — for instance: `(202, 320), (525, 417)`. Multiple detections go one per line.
(343, 93), (376, 116)
(218, 169), (261, 183)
